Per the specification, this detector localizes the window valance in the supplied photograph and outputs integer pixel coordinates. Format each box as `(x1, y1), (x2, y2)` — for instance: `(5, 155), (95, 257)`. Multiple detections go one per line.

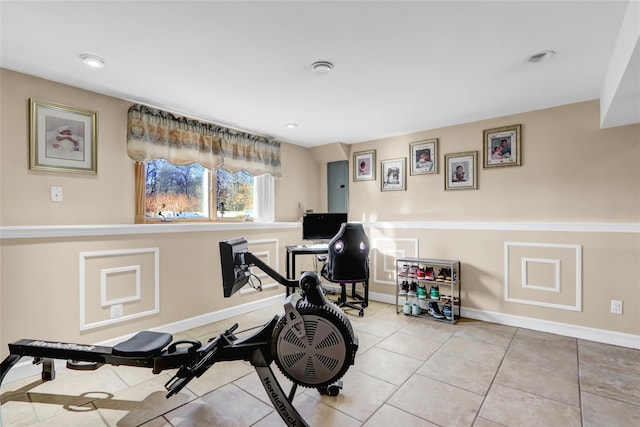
(126, 104), (282, 177)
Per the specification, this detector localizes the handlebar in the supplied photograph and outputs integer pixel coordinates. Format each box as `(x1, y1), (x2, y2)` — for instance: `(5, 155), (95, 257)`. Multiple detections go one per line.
(164, 323), (238, 398)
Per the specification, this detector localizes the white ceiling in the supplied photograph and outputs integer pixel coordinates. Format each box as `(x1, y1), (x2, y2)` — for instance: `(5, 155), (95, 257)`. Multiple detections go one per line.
(1, 1), (637, 147)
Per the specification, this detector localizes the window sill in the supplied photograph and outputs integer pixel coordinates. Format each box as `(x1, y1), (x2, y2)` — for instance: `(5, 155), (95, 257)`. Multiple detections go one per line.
(0, 222), (300, 239)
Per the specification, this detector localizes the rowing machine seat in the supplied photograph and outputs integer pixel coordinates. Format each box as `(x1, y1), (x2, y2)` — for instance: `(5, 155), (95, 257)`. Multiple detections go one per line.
(112, 331), (173, 358)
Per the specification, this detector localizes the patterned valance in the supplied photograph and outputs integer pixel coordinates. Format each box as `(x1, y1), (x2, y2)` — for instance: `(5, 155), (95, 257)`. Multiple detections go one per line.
(126, 104), (281, 177)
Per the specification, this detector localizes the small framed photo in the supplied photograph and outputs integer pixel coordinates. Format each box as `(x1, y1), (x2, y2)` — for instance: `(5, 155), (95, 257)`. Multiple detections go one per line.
(483, 124), (521, 168)
(445, 151), (477, 190)
(29, 98), (98, 174)
(353, 149), (376, 181)
(381, 158), (406, 191)
(410, 138), (438, 175)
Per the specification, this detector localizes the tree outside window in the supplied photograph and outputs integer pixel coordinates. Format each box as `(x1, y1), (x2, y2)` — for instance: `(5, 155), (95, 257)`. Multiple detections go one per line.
(144, 159), (253, 221)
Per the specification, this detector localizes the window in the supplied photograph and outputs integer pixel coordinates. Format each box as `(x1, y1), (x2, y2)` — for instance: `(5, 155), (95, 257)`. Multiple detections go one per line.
(215, 169), (254, 219)
(140, 159), (259, 222)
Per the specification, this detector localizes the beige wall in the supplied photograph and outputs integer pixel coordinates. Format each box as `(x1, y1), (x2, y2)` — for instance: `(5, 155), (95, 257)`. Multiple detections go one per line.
(1, 68), (639, 359)
(0, 69), (317, 225)
(349, 100), (639, 223)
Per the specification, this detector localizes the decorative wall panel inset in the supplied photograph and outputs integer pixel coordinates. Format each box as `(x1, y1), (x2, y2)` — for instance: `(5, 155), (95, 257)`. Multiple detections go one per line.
(373, 238), (419, 285)
(505, 242), (582, 311)
(79, 248), (159, 330)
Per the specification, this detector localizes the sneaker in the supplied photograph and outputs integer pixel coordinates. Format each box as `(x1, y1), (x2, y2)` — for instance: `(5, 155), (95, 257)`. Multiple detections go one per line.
(443, 305), (453, 320)
(428, 302), (445, 319)
(416, 268), (426, 280)
(398, 264), (408, 277)
(399, 280), (409, 295)
(412, 304), (421, 315)
(444, 268), (452, 282)
(424, 267), (435, 281)
(408, 265), (418, 278)
(430, 285), (440, 299)
(417, 285), (427, 299)
(408, 281), (418, 297)
(436, 268), (446, 282)
(403, 302), (411, 314)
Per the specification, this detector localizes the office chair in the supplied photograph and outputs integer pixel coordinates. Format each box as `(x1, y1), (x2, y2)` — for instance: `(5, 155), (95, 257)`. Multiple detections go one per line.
(319, 222), (370, 317)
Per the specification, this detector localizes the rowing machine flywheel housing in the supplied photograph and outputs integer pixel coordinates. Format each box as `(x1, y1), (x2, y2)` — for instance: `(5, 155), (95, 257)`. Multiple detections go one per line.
(271, 272), (358, 388)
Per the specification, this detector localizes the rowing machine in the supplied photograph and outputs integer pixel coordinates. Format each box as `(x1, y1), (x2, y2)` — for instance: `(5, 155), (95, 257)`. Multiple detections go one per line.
(0, 238), (359, 427)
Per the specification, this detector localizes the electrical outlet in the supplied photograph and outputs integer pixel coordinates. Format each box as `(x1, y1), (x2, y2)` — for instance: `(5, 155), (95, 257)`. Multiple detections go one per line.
(50, 186), (63, 202)
(110, 304), (123, 319)
(610, 300), (623, 315)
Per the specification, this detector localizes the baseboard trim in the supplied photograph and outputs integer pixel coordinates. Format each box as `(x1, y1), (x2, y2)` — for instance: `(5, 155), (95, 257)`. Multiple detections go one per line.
(368, 292), (640, 350)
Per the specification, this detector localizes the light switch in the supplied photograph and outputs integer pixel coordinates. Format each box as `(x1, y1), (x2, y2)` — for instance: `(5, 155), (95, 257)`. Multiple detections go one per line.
(51, 186), (63, 202)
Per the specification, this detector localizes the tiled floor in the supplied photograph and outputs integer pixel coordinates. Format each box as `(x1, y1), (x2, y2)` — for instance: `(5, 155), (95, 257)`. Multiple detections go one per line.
(1, 300), (639, 426)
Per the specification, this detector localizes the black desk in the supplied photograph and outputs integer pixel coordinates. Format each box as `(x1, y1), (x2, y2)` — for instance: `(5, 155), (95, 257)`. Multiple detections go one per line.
(285, 246), (369, 314)
(285, 246), (329, 296)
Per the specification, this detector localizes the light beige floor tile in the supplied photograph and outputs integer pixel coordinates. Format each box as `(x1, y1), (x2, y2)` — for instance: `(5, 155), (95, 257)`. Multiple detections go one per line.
(479, 383), (581, 427)
(352, 330), (385, 355)
(253, 393), (361, 427)
(579, 340), (640, 375)
(579, 362), (640, 406)
(581, 390), (640, 427)
(353, 347), (423, 386)
(306, 368), (398, 422)
(398, 317), (457, 343)
(32, 402), (107, 427)
(515, 328), (577, 348)
(26, 366), (129, 422)
(351, 315), (406, 338)
(111, 364), (165, 388)
(183, 359), (254, 397)
(388, 374), (484, 427)
(96, 374), (197, 427)
(505, 339), (578, 376)
(164, 383), (273, 427)
(232, 367), (305, 407)
(364, 404), (438, 426)
(507, 332), (578, 376)
(139, 416), (172, 427)
(454, 322), (516, 348)
(473, 417), (506, 427)
(494, 356), (579, 406)
(417, 350), (498, 396)
(578, 338), (640, 406)
(0, 399), (40, 427)
(376, 331), (441, 361)
(437, 336), (507, 368)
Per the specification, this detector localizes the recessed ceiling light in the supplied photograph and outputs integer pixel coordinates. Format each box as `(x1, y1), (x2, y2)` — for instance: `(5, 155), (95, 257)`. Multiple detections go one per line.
(285, 123), (298, 129)
(80, 54), (105, 69)
(311, 61), (334, 74)
(527, 50), (555, 63)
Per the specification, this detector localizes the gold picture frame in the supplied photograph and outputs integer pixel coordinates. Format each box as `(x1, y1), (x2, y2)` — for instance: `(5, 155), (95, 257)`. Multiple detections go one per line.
(381, 158), (406, 191)
(445, 151), (477, 190)
(410, 138), (438, 175)
(483, 124), (521, 168)
(29, 98), (98, 174)
(353, 149), (376, 181)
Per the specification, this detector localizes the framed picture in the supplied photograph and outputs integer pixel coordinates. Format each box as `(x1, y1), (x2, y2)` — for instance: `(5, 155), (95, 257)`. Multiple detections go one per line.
(410, 138), (438, 175)
(483, 124), (521, 168)
(381, 158), (406, 191)
(445, 151), (477, 190)
(29, 98), (98, 174)
(353, 149), (376, 181)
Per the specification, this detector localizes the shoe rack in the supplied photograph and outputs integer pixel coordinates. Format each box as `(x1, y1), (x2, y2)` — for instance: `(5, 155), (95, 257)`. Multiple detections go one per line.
(396, 257), (461, 324)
